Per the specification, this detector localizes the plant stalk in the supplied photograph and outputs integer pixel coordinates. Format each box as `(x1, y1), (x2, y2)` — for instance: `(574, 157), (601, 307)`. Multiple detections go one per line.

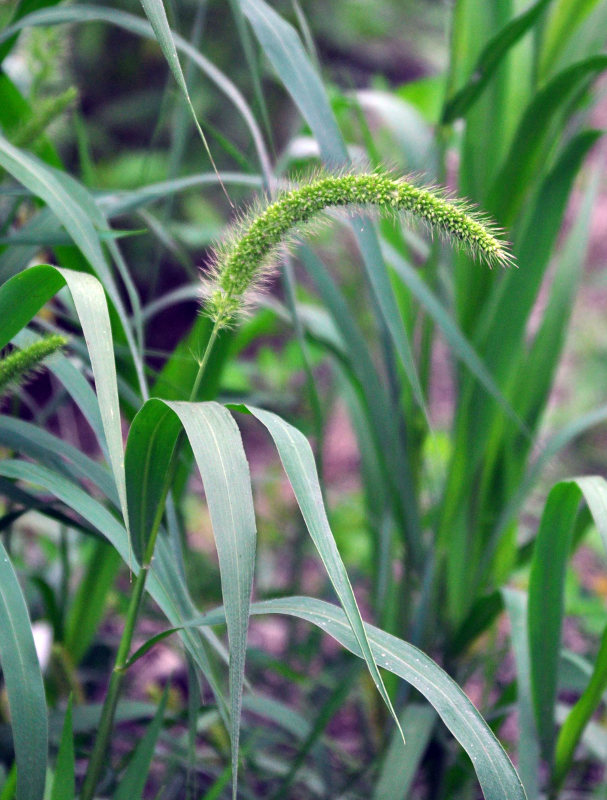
(81, 322), (220, 800)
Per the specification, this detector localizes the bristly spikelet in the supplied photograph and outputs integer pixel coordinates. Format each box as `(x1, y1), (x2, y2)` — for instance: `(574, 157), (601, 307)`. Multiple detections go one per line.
(0, 334), (68, 398)
(202, 171), (514, 327)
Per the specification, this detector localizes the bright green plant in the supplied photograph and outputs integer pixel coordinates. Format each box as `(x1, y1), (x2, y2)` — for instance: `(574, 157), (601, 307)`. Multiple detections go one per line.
(0, 0), (606, 799)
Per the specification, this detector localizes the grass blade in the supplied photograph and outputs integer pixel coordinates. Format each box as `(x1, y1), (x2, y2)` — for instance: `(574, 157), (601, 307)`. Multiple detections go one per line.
(373, 704), (435, 800)
(240, 405), (406, 745)
(50, 696), (74, 800)
(0, 265), (128, 531)
(554, 624), (607, 790)
(138, 0), (232, 204)
(442, 0), (553, 122)
(126, 398), (257, 798)
(114, 686), (169, 800)
(503, 589), (540, 799)
(0, 540), (48, 800)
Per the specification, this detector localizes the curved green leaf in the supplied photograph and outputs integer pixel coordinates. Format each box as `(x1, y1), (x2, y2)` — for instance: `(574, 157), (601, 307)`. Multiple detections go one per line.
(528, 476), (607, 764)
(0, 540), (47, 800)
(238, 405), (405, 744)
(125, 398), (257, 797)
(0, 265), (128, 527)
(202, 596), (527, 800)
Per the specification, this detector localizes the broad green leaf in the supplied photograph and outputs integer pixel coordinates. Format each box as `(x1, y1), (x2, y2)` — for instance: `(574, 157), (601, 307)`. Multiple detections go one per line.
(373, 704), (435, 800)
(126, 399), (257, 797)
(554, 624), (607, 789)
(239, 405), (405, 745)
(0, 265), (128, 528)
(202, 596), (527, 800)
(0, 539), (47, 800)
(125, 401), (181, 564)
(442, 0), (553, 122)
(114, 687), (169, 800)
(50, 696), (74, 800)
(241, 0), (426, 414)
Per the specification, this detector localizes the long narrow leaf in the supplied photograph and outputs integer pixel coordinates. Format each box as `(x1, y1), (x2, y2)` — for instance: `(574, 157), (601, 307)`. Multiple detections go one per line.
(239, 405), (405, 743)
(0, 540), (47, 800)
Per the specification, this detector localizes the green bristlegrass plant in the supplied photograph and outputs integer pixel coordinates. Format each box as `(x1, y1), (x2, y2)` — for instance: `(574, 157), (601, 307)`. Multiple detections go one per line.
(0, 1), (607, 799)
(81, 170), (511, 800)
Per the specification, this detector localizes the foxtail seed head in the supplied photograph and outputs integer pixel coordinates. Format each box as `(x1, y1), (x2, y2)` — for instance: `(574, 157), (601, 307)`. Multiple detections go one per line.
(0, 334), (68, 398)
(202, 172), (513, 327)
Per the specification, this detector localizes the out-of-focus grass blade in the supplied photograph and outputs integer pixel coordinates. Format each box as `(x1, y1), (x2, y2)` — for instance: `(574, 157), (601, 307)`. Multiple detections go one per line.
(299, 245), (421, 554)
(0, 539), (47, 800)
(126, 398), (257, 798)
(528, 482), (580, 763)
(114, 686), (169, 800)
(503, 589), (540, 800)
(373, 704), (435, 800)
(442, 0), (553, 123)
(383, 242), (521, 427)
(65, 542), (121, 664)
(0, 265), (128, 527)
(240, 0), (343, 159)
(488, 56), (607, 224)
(50, 696), (74, 800)
(540, 0), (604, 77)
(554, 624), (607, 790)
(12, 329), (108, 456)
(100, 172), (262, 217)
(528, 476), (607, 765)
(0, 5), (271, 180)
(201, 596), (527, 800)
(239, 405), (406, 745)
(241, 0), (427, 415)
(138, 0), (231, 203)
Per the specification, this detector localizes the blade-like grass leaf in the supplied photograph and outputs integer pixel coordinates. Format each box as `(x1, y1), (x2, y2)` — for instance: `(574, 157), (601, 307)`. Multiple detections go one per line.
(442, 0), (553, 122)
(238, 405), (405, 744)
(50, 696), (74, 800)
(0, 265), (128, 528)
(201, 596), (527, 800)
(114, 686), (169, 800)
(126, 398), (257, 797)
(0, 539), (47, 800)
(554, 624), (607, 789)
(528, 476), (607, 764)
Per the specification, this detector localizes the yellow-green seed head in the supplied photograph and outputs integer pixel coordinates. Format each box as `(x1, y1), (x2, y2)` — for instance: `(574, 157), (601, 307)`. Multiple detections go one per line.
(202, 171), (513, 327)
